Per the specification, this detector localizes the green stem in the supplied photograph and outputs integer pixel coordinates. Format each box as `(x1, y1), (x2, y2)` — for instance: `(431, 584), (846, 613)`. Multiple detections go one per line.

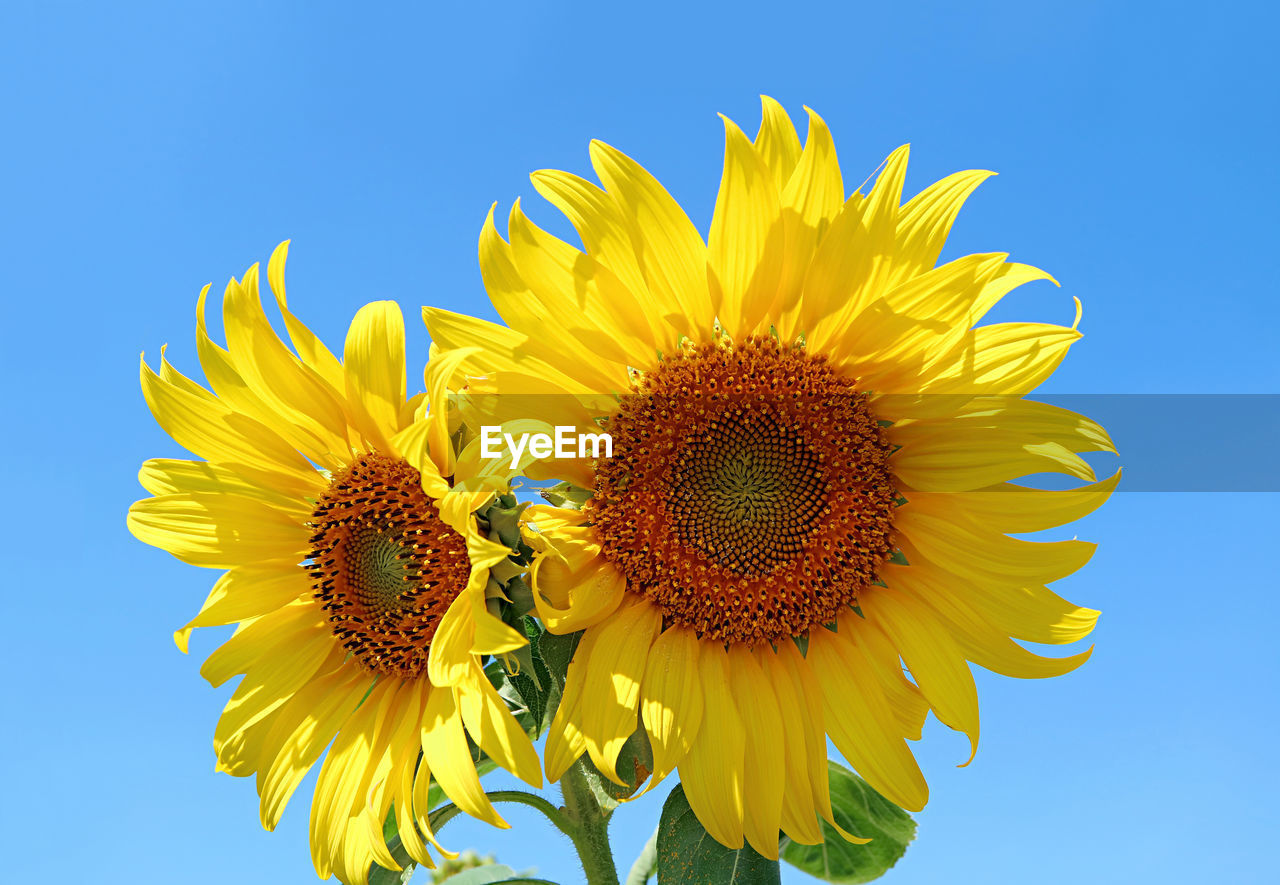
(559, 759), (621, 885)
(426, 789), (575, 842)
(487, 790), (578, 841)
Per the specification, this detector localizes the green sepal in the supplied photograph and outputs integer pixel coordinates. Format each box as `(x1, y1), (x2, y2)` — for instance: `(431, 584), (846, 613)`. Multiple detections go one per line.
(539, 481), (593, 510)
(504, 576), (537, 619)
(792, 633), (810, 658)
(574, 726), (653, 812)
(480, 494), (528, 549)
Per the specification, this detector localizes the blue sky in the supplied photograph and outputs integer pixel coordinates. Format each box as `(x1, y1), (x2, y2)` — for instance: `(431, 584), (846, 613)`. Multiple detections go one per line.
(2, 1), (1277, 883)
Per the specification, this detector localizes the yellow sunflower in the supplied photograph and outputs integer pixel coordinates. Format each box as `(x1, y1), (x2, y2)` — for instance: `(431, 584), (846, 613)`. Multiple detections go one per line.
(127, 243), (541, 884)
(424, 97), (1118, 858)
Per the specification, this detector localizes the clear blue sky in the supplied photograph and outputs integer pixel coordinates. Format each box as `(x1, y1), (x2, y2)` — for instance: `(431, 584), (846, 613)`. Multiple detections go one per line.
(3, 2), (1276, 883)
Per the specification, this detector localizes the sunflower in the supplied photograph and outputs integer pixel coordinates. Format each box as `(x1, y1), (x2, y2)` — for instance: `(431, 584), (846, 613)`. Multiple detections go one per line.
(127, 243), (541, 884)
(424, 97), (1118, 858)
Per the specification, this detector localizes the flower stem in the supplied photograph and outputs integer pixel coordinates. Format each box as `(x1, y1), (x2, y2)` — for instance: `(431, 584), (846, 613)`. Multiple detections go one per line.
(559, 758), (620, 885)
(489, 790), (578, 840)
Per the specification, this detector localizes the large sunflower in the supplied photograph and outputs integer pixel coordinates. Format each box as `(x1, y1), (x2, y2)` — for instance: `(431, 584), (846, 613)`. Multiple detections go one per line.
(424, 98), (1117, 857)
(127, 243), (541, 884)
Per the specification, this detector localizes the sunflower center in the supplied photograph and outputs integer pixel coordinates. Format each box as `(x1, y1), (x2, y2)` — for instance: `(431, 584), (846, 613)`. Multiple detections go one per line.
(589, 336), (897, 647)
(669, 412), (827, 575)
(307, 452), (470, 677)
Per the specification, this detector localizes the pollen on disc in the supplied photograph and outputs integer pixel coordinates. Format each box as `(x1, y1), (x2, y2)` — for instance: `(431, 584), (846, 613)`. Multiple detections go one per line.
(306, 452), (470, 678)
(589, 336), (897, 647)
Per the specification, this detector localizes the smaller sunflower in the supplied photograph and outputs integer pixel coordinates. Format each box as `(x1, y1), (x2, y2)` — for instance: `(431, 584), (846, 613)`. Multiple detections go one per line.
(127, 243), (540, 885)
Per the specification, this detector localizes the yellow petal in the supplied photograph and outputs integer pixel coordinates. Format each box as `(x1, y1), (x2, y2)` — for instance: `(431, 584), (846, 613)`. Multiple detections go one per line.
(590, 140), (713, 337)
(410, 748), (459, 860)
(139, 458), (306, 515)
(849, 618), (930, 742)
(390, 734), (434, 866)
(387, 419), (452, 499)
(830, 252), (1008, 378)
(214, 699), (288, 778)
(530, 538), (625, 633)
(886, 541), (1100, 646)
(199, 601), (326, 687)
(728, 646), (785, 859)
(423, 306), (626, 395)
(774, 106), (845, 337)
(530, 170), (682, 348)
(267, 240), (347, 391)
(427, 579), (479, 687)
(423, 345), (479, 478)
(457, 662), (542, 787)
(544, 625), (596, 781)
(358, 683), (425, 878)
(708, 114), (784, 338)
(891, 428), (1096, 492)
(966, 261), (1059, 326)
(309, 680), (398, 878)
(808, 627), (929, 812)
(897, 509), (1096, 587)
(863, 590), (980, 765)
(639, 626), (703, 790)
(221, 267), (351, 465)
(771, 643), (870, 845)
(420, 684), (508, 828)
(507, 201), (658, 369)
(752, 95), (803, 193)
(579, 600), (661, 785)
(128, 492), (309, 570)
(344, 301), (407, 451)
(888, 396), (1115, 455)
(905, 471), (1120, 535)
(678, 646), (745, 848)
(482, 203), (638, 370)
(764, 647), (826, 845)
(257, 668), (368, 830)
(805, 144), (910, 352)
(139, 354), (321, 499)
(173, 563), (310, 653)
(884, 560), (1093, 679)
(214, 636), (342, 765)
(889, 169), (995, 288)
(916, 322), (1082, 395)
(194, 283), (326, 464)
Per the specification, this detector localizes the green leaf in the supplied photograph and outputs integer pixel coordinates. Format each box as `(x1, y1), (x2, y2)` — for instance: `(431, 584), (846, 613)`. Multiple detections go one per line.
(778, 762), (916, 883)
(656, 785), (780, 884)
(504, 617), (554, 734)
(536, 629), (582, 690)
(431, 862), (556, 884)
(436, 864), (519, 884)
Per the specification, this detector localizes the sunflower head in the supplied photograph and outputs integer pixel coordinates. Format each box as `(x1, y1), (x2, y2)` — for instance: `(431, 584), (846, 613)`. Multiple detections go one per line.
(427, 97), (1116, 859)
(128, 242), (540, 885)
